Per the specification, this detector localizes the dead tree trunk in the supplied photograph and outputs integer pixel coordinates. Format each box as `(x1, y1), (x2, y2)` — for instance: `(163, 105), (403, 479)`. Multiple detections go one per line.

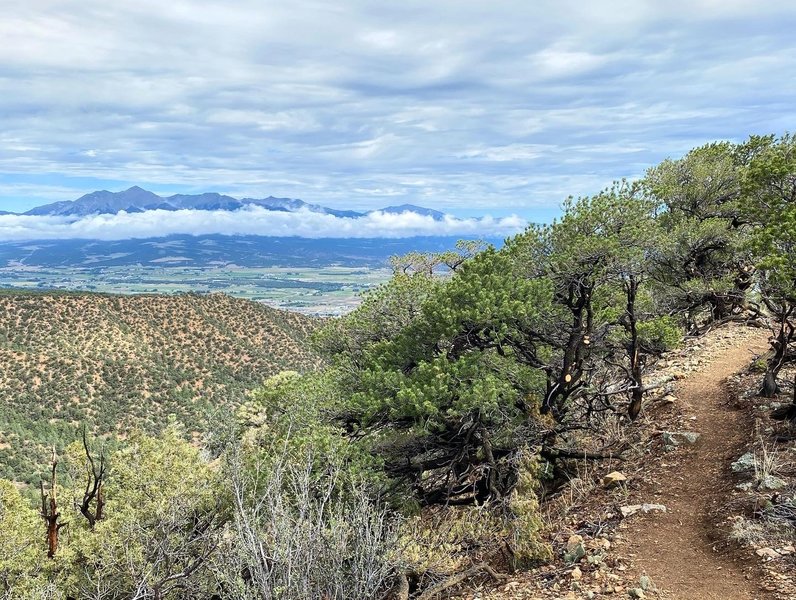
(78, 426), (106, 528)
(625, 275), (644, 420)
(40, 448), (67, 559)
(478, 425), (501, 500)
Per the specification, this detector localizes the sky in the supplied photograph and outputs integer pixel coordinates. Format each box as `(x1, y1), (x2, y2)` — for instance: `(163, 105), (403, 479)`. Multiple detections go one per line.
(1, 0), (795, 236)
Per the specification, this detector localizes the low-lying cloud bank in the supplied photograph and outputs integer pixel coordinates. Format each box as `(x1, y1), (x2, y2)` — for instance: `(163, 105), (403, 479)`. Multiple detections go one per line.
(0, 206), (528, 242)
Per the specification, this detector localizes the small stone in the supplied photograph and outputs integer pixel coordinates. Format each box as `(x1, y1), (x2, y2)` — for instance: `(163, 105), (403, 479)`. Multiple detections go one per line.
(620, 503), (667, 518)
(639, 575), (654, 591)
(587, 551), (605, 565)
(662, 394), (677, 404)
(502, 581), (520, 591)
(663, 431), (701, 447)
(571, 566), (583, 580)
(603, 471), (628, 487)
(756, 547), (780, 560)
(736, 482), (754, 492)
(566, 534), (583, 552)
(759, 475), (787, 491)
(732, 452), (756, 473)
(628, 588), (646, 599)
(565, 534), (586, 563)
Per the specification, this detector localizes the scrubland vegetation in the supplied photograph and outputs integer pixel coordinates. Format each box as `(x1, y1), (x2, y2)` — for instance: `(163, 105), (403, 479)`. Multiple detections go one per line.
(0, 292), (320, 483)
(0, 133), (794, 598)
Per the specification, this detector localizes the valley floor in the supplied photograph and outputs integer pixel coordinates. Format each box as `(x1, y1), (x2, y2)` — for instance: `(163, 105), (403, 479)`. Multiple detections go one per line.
(0, 265), (391, 315)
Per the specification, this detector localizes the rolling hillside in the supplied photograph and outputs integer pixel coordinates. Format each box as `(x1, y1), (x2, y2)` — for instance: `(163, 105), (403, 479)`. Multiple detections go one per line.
(0, 291), (321, 483)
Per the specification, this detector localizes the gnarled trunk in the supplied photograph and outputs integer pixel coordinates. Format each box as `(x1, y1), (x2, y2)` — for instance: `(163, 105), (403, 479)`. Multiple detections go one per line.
(625, 275), (644, 420)
(761, 318), (794, 398)
(761, 368), (780, 398)
(543, 280), (593, 415)
(40, 449), (65, 559)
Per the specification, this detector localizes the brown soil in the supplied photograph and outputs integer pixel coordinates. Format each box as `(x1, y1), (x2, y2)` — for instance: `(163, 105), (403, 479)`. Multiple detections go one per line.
(622, 331), (772, 599)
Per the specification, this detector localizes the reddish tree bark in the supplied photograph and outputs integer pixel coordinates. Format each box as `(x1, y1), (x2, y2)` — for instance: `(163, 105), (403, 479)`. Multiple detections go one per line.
(40, 448), (67, 559)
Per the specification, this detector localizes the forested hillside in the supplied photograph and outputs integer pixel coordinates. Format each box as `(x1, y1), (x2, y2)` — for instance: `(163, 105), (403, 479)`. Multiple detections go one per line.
(0, 292), (320, 482)
(0, 134), (794, 599)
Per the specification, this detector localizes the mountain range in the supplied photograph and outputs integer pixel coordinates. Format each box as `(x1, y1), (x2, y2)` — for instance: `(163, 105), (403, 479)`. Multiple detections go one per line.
(0, 187), (506, 269)
(16, 186), (447, 220)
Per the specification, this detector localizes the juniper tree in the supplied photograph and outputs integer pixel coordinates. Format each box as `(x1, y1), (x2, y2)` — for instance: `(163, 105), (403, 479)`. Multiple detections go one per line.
(645, 142), (756, 330)
(742, 134), (796, 397)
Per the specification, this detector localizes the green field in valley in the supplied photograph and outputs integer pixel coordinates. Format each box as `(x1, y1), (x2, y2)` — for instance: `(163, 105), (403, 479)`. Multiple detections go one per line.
(0, 265), (392, 315)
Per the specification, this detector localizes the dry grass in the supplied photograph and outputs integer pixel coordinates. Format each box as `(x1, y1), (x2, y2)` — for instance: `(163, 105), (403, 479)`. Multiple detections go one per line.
(541, 460), (602, 531)
(730, 517), (769, 546)
(754, 440), (786, 482)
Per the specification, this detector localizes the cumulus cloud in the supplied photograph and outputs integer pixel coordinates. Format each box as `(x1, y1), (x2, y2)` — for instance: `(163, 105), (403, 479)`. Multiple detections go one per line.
(1, 1), (795, 215)
(0, 207), (527, 242)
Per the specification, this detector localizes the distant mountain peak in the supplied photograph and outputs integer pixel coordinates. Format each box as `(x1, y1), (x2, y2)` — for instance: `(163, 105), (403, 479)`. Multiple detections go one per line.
(19, 187), (447, 220)
(372, 204), (447, 221)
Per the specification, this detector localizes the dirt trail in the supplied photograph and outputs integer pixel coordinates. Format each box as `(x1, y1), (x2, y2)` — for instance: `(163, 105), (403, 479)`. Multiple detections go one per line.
(623, 332), (771, 600)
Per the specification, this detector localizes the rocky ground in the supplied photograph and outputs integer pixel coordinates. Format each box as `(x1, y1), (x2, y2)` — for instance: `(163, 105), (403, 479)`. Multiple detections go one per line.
(723, 360), (796, 599)
(450, 324), (794, 600)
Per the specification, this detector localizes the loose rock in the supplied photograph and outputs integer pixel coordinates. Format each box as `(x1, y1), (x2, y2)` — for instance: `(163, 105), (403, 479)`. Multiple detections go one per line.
(760, 475), (787, 491)
(756, 547), (781, 560)
(638, 575), (654, 591)
(565, 534), (586, 563)
(620, 504), (667, 518)
(603, 471), (628, 487)
(663, 431), (701, 447)
(731, 452), (756, 473)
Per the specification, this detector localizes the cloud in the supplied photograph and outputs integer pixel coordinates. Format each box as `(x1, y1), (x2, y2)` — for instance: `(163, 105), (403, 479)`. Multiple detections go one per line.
(0, 207), (527, 242)
(1, 1), (795, 215)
